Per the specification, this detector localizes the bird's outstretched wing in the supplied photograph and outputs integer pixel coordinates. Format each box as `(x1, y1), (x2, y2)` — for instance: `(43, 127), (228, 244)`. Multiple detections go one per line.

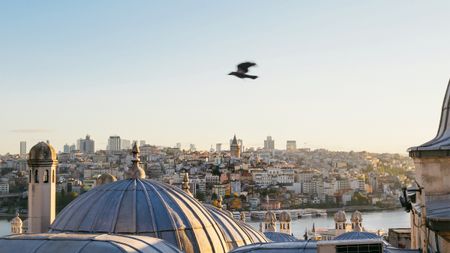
(237, 62), (256, 73)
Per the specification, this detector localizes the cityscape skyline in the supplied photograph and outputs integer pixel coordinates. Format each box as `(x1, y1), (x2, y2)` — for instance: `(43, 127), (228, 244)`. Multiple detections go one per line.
(2, 1), (450, 154)
(4, 132), (429, 155)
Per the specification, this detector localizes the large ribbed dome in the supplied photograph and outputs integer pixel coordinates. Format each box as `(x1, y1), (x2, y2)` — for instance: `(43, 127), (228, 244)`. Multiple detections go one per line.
(206, 205), (269, 250)
(50, 178), (229, 253)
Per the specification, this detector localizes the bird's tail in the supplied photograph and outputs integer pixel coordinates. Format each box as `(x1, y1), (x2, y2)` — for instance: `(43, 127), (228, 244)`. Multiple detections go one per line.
(249, 75), (258, 79)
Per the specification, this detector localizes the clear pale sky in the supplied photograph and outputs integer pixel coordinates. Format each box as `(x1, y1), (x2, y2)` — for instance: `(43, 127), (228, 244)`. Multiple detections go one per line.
(1, 1), (450, 154)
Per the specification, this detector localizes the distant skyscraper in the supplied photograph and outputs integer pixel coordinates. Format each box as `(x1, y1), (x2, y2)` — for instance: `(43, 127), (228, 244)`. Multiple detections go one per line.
(176, 143), (182, 149)
(216, 143), (222, 152)
(121, 139), (131, 150)
(69, 144), (76, 152)
(286, 140), (297, 151)
(63, 144), (70, 153)
(238, 139), (244, 152)
(77, 135), (95, 154)
(108, 136), (121, 151)
(264, 136), (275, 150)
(20, 141), (27, 156)
(190, 144), (196, 152)
(139, 140), (146, 147)
(230, 135), (241, 158)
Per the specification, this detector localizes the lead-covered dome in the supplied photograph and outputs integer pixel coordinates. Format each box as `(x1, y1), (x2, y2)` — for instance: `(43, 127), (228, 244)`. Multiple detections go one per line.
(50, 178), (229, 253)
(206, 205), (269, 250)
(0, 233), (182, 253)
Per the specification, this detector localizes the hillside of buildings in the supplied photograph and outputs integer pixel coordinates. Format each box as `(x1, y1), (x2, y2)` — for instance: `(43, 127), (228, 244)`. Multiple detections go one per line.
(0, 140), (414, 215)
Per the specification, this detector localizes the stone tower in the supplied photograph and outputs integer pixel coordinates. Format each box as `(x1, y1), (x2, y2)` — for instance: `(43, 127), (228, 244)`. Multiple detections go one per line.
(264, 211), (276, 232)
(279, 211), (292, 234)
(351, 210), (363, 231)
(27, 142), (57, 233)
(334, 210), (347, 236)
(408, 80), (450, 252)
(230, 135), (241, 158)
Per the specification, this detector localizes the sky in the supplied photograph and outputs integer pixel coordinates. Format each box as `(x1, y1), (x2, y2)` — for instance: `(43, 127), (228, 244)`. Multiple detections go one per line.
(1, 1), (450, 154)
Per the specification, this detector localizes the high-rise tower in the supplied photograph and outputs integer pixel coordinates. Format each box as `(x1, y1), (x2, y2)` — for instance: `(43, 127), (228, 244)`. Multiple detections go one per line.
(20, 141), (27, 156)
(27, 142), (57, 233)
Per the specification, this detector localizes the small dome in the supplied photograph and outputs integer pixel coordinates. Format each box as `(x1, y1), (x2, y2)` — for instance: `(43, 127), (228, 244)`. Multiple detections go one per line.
(334, 210), (347, 222)
(264, 211), (277, 223)
(263, 231), (298, 242)
(51, 178), (229, 253)
(334, 231), (380, 240)
(351, 210), (363, 222)
(206, 205), (269, 250)
(95, 173), (117, 186)
(279, 211), (291, 222)
(28, 142), (57, 166)
(0, 233), (182, 253)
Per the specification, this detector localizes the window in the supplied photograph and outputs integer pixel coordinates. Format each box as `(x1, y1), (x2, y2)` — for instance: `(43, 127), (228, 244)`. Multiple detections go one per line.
(44, 170), (49, 183)
(336, 243), (382, 253)
(34, 170), (39, 183)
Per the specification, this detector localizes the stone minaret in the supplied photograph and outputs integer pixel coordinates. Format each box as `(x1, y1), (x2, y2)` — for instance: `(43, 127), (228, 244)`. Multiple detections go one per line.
(279, 211), (292, 234)
(408, 80), (450, 251)
(28, 142), (57, 233)
(230, 135), (241, 158)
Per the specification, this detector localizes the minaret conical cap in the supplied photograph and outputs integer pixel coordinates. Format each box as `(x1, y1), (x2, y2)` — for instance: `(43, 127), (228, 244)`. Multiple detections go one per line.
(409, 79), (450, 156)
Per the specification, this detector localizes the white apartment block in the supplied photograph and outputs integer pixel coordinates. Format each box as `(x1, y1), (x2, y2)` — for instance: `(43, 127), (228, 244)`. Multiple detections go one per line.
(205, 174), (220, 184)
(0, 182), (10, 194)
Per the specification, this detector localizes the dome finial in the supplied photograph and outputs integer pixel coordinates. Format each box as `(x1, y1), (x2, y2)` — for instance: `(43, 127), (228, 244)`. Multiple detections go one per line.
(10, 210), (23, 234)
(126, 142), (146, 179)
(182, 171), (192, 196)
(240, 211), (246, 222)
(217, 195), (223, 209)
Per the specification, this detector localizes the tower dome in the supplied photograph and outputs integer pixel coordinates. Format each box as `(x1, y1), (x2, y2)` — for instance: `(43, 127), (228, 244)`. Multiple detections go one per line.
(334, 210), (347, 223)
(264, 211), (277, 223)
(50, 145), (229, 253)
(28, 141), (57, 166)
(279, 211), (291, 222)
(206, 205), (269, 250)
(351, 210), (363, 222)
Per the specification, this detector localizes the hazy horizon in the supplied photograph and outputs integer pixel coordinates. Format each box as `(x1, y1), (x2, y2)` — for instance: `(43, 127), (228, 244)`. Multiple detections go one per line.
(2, 1), (450, 154)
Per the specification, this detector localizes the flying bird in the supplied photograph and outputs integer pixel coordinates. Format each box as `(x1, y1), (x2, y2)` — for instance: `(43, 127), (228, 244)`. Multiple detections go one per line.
(229, 62), (258, 79)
